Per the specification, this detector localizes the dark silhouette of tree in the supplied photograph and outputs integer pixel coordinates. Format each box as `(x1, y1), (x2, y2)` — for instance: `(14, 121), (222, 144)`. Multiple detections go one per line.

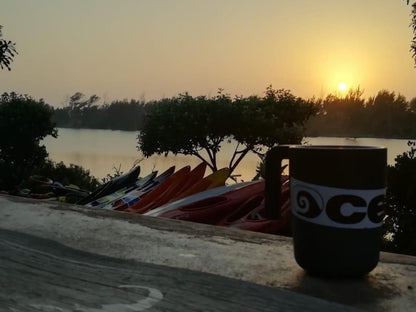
(68, 92), (100, 111)
(138, 87), (317, 176)
(104, 99), (146, 131)
(366, 90), (412, 137)
(32, 160), (100, 192)
(229, 87), (317, 173)
(53, 94), (146, 130)
(384, 141), (416, 256)
(138, 91), (234, 172)
(0, 26), (17, 70)
(409, 97), (416, 112)
(406, 1), (416, 64)
(306, 89), (416, 138)
(0, 92), (57, 190)
(306, 88), (366, 137)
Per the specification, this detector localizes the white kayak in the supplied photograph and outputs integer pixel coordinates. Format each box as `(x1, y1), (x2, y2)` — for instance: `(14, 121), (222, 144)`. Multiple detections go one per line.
(144, 181), (257, 217)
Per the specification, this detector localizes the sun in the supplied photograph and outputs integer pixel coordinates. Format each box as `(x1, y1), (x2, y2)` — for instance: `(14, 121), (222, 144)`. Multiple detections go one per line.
(338, 82), (347, 91)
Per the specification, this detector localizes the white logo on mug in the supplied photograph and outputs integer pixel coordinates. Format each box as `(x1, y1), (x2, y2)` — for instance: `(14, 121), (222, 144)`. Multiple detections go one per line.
(291, 178), (386, 229)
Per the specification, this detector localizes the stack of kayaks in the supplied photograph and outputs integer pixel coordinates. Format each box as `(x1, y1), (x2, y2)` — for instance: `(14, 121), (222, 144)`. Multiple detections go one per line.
(1, 175), (92, 203)
(77, 165), (142, 205)
(80, 163), (292, 236)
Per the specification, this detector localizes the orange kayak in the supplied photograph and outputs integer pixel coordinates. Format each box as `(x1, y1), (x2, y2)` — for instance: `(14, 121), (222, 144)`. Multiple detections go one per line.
(170, 167), (230, 202)
(126, 165), (191, 214)
(173, 162), (207, 196)
(111, 166), (175, 211)
(135, 163), (207, 213)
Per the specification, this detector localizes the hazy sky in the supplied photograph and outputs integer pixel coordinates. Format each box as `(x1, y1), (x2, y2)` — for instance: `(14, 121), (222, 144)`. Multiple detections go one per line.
(1, 0), (415, 107)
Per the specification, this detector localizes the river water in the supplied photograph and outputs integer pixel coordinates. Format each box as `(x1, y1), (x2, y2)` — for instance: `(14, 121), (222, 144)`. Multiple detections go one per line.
(42, 128), (413, 182)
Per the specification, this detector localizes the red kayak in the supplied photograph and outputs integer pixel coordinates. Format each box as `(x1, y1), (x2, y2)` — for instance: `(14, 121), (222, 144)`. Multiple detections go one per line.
(158, 180), (265, 224)
(224, 197), (291, 235)
(218, 177), (291, 235)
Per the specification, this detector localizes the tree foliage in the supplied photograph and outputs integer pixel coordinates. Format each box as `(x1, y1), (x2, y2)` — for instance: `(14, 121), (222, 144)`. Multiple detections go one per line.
(406, 1), (416, 64)
(306, 89), (416, 138)
(138, 87), (317, 176)
(0, 26), (17, 71)
(0, 92), (57, 190)
(383, 141), (416, 256)
(32, 159), (100, 191)
(53, 93), (146, 131)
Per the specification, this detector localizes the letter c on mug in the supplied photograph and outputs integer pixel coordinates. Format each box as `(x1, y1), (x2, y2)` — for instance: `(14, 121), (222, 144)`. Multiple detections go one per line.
(326, 195), (367, 224)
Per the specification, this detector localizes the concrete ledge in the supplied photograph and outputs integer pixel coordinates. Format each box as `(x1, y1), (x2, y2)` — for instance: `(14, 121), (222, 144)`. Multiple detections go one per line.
(1, 195), (415, 311)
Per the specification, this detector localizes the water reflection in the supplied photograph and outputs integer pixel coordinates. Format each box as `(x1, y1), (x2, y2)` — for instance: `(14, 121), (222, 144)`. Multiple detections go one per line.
(43, 128), (411, 181)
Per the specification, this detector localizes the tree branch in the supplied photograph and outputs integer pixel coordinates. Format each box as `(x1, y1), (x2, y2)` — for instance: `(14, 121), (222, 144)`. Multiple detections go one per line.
(191, 151), (215, 172)
(229, 146), (252, 176)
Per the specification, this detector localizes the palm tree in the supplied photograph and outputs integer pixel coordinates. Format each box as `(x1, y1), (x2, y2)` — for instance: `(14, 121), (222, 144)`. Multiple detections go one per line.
(407, 1), (416, 64)
(0, 25), (17, 71)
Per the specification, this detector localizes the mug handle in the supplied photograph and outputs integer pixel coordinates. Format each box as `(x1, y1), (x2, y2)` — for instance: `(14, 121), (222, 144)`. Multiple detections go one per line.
(265, 145), (290, 219)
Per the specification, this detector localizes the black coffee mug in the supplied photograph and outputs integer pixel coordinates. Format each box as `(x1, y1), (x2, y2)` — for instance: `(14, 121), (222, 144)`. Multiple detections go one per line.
(265, 145), (387, 277)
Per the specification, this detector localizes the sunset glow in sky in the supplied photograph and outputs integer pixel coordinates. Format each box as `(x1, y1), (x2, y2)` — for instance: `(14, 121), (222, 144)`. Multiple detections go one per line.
(1, 0), (415, 106)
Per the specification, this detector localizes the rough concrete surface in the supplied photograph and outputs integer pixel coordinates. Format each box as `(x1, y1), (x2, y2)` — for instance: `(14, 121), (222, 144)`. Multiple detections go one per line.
(0, 195), (415, 311)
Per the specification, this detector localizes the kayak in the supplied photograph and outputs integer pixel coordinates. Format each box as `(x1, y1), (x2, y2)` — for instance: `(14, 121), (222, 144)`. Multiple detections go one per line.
(170, 167), (230, 202)
(125, 165), (191, 214)
(77, 166), (141, 205)
(157, 180), (265, 224)
(133, 166), (230, 215)
(218, 177), (291, 235)
(108, 166), (175, 211)
(25, 176), (90, 202)
(226, 198), (291, 235)
(130, 164), (208, 213)
(172, 162), (207, 197)
(87, 171), (158, 208)
(145, 181), (256, 217)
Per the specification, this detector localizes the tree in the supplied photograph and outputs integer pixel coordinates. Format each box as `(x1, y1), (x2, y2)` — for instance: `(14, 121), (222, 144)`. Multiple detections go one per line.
(0, 26), (17, 70)
(0, 92), (57, 190)
(383, 141), (416, 256)
(305, 88), (366, 137)
(53, 94), (147, 131)
(32, 159), (100, 192)
(229, 87), (317, 173)
(305, 89), (416, 138)
(365, 90), (410, 137)
(409, 97), (416, 113)
(55, 92), (101, 128)
(138, 87), (317, 177)
(406, 1), (416, 64)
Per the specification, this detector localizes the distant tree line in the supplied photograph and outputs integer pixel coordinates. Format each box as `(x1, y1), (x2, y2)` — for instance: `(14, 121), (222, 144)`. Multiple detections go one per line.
(52, 92), (146, 131)
(54, 89), (416, 139)
(305, 89), (416, 139)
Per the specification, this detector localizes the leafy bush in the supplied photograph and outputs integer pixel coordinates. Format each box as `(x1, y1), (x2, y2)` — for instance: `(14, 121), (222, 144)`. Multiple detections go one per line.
(138, 87), (317, 176)
(31, 159), (100, 191)
(383, 141), (416, 255)
(0, 92), (57, 190)
(0, 92), (100, 193)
